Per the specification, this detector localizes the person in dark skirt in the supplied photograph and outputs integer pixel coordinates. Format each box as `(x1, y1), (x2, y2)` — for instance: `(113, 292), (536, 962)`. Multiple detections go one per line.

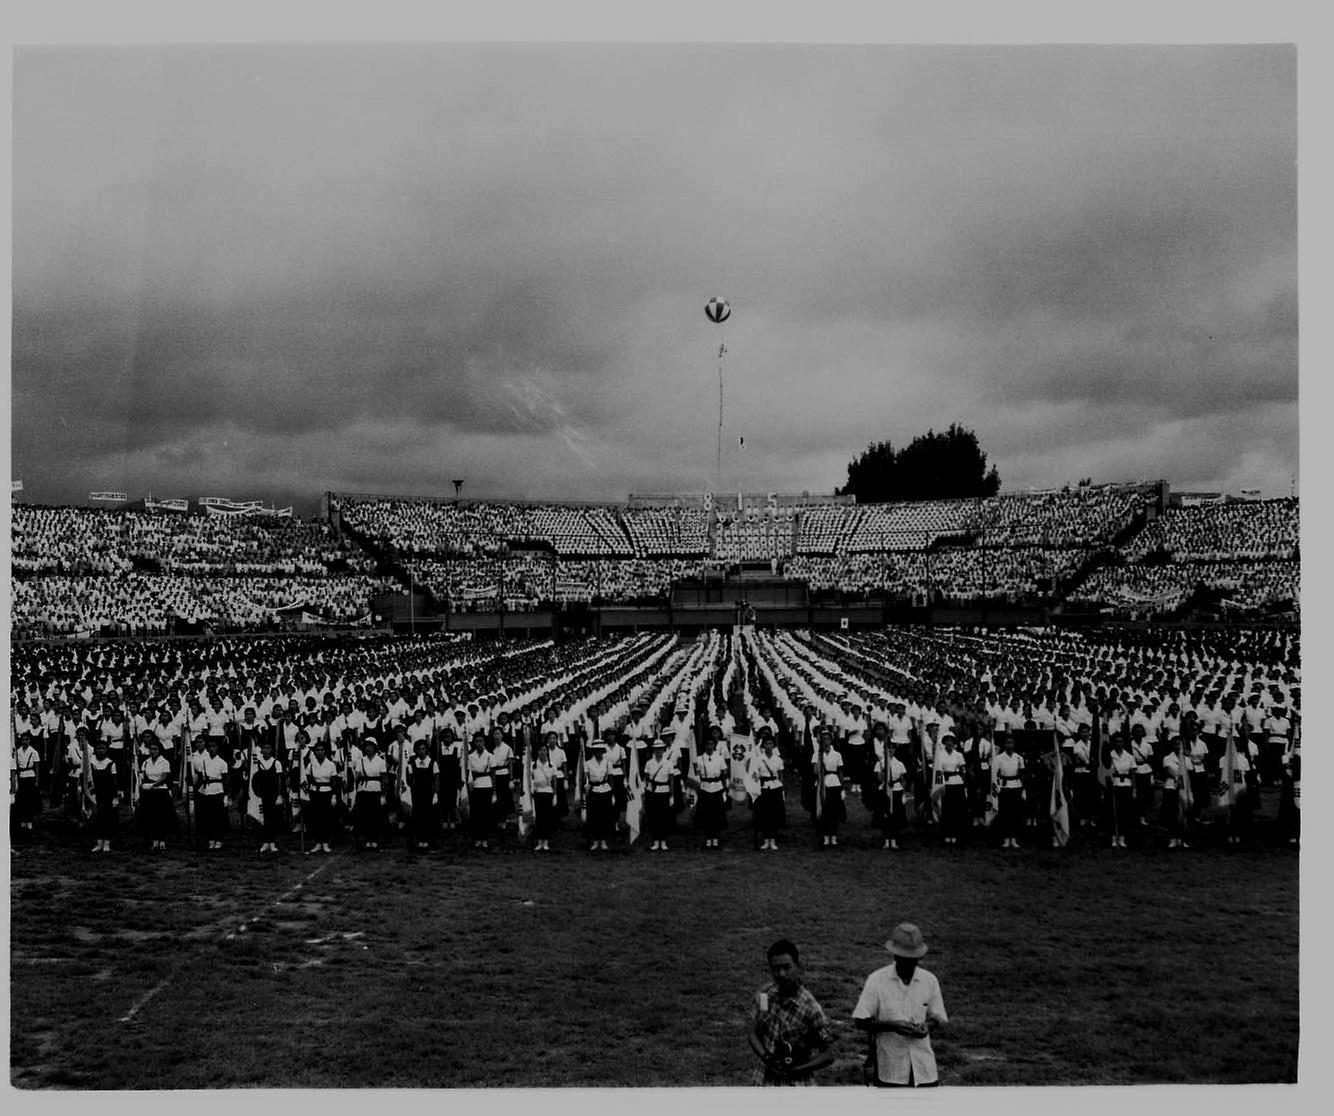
(89, 740), (120, 853)
(13, 733), (43, 835)
(1130, 727), (1155, 831)
(872, 741), (909, 849)
(137, 738), (178, 851)
(1159, 743), (1192, 849)
(748, 733), (786, 851)
(531, 739), (559, 852)
(302, 740), (340, 854)
(488, 726), (514, 833)
(195, 736), (231, 851)
(643, 738), (676, 851)
(466, 731), (494, 849)
(351, 735), (388, 850)
(438, 727), (462, 832)
(251, 737), (284, 854)
(693, 735), (728, 848)
(1279, 741), (1300, 846)
(813, 727), (846, 849)
(1106, 735), (1137, 849)
(993, 734), (1026, 849)
(937, 733), (969, 846)
(1224, 743), (1254, 846)
(584, 739), (617, 851)
(407, 738), (439, 851)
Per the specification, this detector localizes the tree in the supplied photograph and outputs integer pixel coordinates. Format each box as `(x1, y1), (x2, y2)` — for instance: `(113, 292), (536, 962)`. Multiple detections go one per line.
(837, 423), (1000, 502)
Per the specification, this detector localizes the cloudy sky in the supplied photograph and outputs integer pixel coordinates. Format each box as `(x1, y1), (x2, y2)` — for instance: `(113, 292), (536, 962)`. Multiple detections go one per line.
(11, 43), (1297, 510)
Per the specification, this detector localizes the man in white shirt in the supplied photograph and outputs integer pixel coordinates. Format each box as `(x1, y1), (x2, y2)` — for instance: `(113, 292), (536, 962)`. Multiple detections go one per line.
(853, 923), (948, 1087)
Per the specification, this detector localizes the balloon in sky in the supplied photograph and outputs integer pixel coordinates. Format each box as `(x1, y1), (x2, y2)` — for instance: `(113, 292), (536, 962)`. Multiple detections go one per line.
(705, 297), (731, 324)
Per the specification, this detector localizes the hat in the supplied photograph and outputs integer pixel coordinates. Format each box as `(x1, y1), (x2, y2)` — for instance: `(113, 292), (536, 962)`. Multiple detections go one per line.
(588, 739), (607, 751)
(650, 738), (667, 750)
(885, 923), (929, 958)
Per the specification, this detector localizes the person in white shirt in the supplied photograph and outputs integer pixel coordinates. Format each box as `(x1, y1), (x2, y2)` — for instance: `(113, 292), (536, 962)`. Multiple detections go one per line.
(302, 740), (340, 854)
(853, 923), (948, 1088)
(353, 736), (388, 850)
(936, 733), (968, 846)
(465, 731), (495, 850)
(872, 742), (908, 850)
(530, 739), (559, 853)
(644, 739), (677, 851)
(993, 735), (1025, 850)
(584, 739), (616, 851)
(138, 738), (177, 850)
(1107, 735), (1137, 848)
(748, 733), (785, 852)
(813, 726), (845, 849)
(196, 737), (231, 851)
(1261, 707), (1292, 788)
(1159, 741), (1193, 849)
(693, 735), (728, 849)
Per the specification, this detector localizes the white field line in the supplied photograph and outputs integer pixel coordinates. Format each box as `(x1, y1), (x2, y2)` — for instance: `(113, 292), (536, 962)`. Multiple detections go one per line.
(118, 859), (334, 1024)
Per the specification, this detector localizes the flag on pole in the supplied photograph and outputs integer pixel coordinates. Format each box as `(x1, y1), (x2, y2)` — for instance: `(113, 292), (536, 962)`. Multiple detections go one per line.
(517, 729), (535, 839)
(1049, 733), (1070, 847)
(80, 737), (96, 819)
(572, 746), (585, 822)
(457, 739), (470, 821)
(1218, 722), (1242, 808)
(1177, 742), (1193, 823)
(246, 745), (264, 826)
(927, 727), (946, 822)
(625, 739), (644, 845)
(396, 741), (412, 819)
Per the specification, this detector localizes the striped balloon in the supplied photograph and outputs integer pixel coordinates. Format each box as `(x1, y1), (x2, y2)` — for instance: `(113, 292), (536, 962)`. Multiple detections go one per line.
(705, 297), (731, 324)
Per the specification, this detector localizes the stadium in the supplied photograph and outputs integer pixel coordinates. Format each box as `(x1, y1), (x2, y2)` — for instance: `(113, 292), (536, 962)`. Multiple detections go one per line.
(9, 39), (1301, 1095)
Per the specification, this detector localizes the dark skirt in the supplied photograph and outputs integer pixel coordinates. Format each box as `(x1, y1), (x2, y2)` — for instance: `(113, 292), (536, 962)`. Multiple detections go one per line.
(534, 791), (558, 839)
(492, 776), (514, 822)
(817, 786), (845, 835)
(94, 794), (120, 839)
(1134, 772), (1154, 816)
(138, 787), (179, 839)
(468, 787), (493, 839)
(753, 788), (784, 838)
(305, 789), (336, 843)
(942, 784), (969, 839)
(409, 774), (437, 841)
(997, 787), (1025, 840)
(353, 791), (387, 842)
(14, 778), (43, 824)
(1187, 772), (1210, 817)
(439, 767), (460, 824)
(646, 791), (675, 839)
(878, 789), (907, 836)
(1071, 771), (1095, 824)
(587, 790), (617, 840)
(256, 794), (283, 841)
(197, 793), (228, 841)
(1159, 788), (1187, 837)
(1108, 785), (1137, 836)
(694, 789), (727, 836)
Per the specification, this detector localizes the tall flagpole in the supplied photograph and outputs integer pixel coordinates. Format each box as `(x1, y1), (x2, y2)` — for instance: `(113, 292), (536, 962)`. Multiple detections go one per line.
(716, 342), (726, 495)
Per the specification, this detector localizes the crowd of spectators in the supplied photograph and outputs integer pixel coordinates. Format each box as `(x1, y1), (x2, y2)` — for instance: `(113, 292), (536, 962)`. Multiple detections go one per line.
(976, 487), (1147, 547)
(336, 498), (635, 558)
(1122, 500), (1299, 561)
(10, 574), (393, 638)
(621, 507), (710, 556)
(784, 548), (1087, 602)
(1072, 560), (1300, 615)
(11, 507), (369, 577)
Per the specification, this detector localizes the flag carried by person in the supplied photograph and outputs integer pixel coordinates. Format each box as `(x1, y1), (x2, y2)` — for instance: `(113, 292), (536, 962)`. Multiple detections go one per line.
(1177, 740), (1193, 823)
(457, 736), (470, 822)
(396, 737), (412, 819)
(571, 745), (585, 822)
(625, 738), (644, 845)
(928, 726), (947, 822)
(1049, 732), (1070, 847)
(245, 739), (264, 824)
(79, 736), (97, 819)
(1218, 721), (1243, 808)
(517, 728), (535, 839)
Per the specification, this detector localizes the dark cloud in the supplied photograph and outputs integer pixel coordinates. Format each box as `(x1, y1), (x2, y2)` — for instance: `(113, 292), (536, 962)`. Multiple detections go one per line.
(11, 44), (1297, 503)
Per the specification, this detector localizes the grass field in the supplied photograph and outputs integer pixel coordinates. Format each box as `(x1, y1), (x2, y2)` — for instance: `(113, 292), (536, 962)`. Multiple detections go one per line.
(10, 791), (1298, 1089)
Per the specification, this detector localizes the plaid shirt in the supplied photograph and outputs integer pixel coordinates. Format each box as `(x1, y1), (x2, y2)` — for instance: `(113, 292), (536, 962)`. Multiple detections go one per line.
(754, 982), (833, 1085)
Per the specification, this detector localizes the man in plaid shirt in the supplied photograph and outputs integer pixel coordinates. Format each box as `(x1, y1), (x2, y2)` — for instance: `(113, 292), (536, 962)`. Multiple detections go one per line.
(748, 939), (834, 1085)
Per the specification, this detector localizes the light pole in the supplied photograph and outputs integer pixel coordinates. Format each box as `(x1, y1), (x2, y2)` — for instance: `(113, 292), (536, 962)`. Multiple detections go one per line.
(452, 479), (464, 503)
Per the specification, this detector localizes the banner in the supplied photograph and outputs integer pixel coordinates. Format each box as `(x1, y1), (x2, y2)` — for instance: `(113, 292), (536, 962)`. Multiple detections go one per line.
(11, 479), (22, 492)
(144, 497), (189, 512)
(89, 491), (128, 502)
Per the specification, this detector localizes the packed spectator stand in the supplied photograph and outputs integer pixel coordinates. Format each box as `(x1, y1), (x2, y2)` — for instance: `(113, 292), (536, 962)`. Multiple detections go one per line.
(8, 488), (1300, 634)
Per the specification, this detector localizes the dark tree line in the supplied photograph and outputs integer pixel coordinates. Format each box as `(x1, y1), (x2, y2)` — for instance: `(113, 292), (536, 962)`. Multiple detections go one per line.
(837, 423), (1001, 503)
